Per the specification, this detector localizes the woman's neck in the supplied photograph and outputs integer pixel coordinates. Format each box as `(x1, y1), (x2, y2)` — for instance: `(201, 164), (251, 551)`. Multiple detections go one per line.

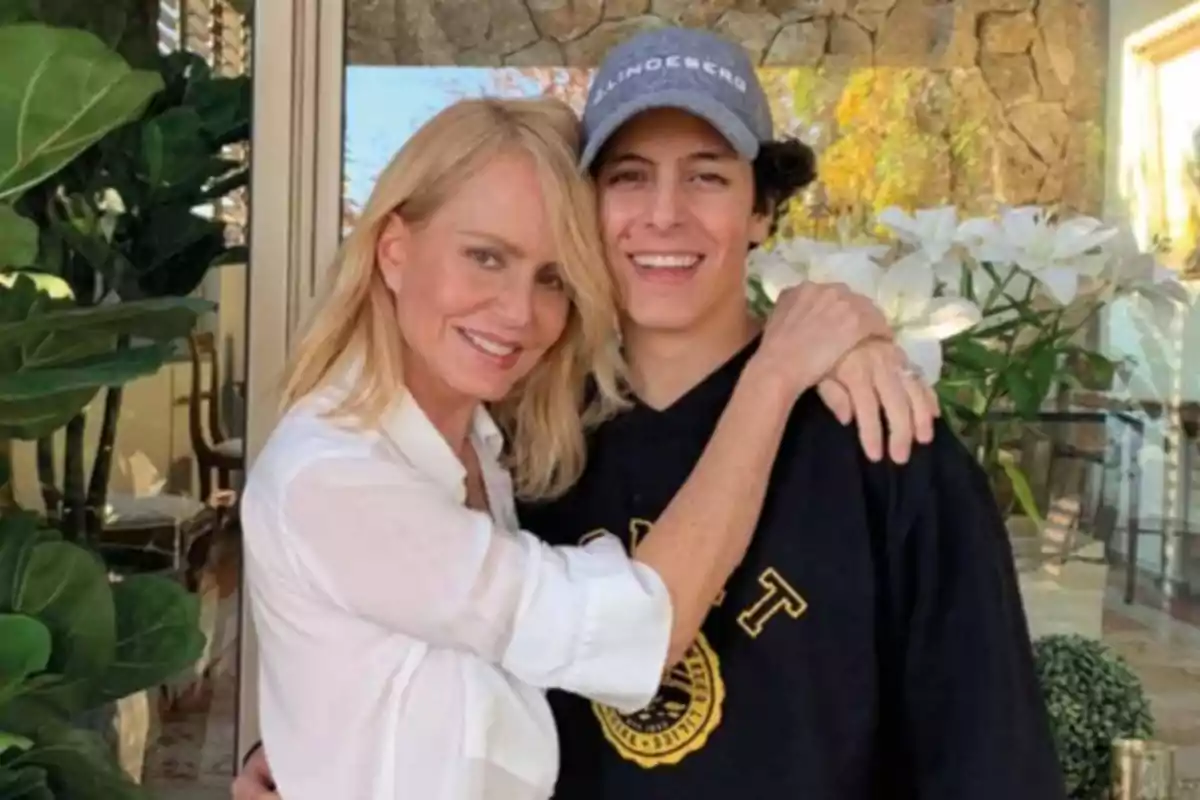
(624, 305), (761, 411)
(404, 369), (476, 461)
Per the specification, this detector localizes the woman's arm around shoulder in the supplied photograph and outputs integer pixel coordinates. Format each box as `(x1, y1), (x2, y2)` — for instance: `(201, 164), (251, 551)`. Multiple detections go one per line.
(264, 454), (672, 712)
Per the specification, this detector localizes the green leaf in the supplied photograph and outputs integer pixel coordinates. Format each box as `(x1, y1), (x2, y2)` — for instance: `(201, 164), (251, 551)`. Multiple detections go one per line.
(0, 280), (213, 351)
(128, 207), (228, 298)
(0, 204), (38, 268)
(944, 338), (1007, 374)
(0, 276), (211, 438)
(0, 344), (172, 440)
(1024, 346), (1059, 410)
(998, 451), (1041, 526)
(0, 23), (163, 203)
(211, 244), (249, 268)
(9, 720), (147, 800)
(1067, 348), (1116, 392)
(186, 74), (251, 146)
(11, 541), (116, 698)
(90, 575), (204, 704)
(0, 762), (52, 800)
(0, 0), (159, 70)
(0, 388), (95, 441)
(0, 674), (75, 724)
(139, 107), (210, 190)
(0, 730), (34, 756)
(44, 193), (131, 287)
(0, 513), (45, 612)
(1003, 367), (1043, 417)
(0, 1), (31, 26)
(0, 614), (53, 707)
(0, 343), (168, 399)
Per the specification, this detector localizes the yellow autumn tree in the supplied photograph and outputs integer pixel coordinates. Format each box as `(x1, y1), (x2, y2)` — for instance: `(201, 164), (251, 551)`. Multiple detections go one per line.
(770, 66), (1003, 242)
(813, 69), (946, 234)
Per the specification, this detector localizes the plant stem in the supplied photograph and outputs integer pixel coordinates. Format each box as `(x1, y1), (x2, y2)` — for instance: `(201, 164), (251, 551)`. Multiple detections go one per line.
(62, 413), (87, 544)
(36, 436), (60, 522)
(973, 275), (1041, 510)
(85, 385), (123, 541)
(0, 438), (15, 511)
(979, 277), (1038, 419)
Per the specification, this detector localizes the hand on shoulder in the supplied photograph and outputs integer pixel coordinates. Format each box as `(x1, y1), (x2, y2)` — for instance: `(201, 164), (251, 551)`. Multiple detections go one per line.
(748, 281), (940, 464)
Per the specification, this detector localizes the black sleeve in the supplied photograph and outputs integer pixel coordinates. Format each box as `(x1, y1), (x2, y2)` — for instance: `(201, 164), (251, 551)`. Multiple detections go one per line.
(880, 426), (1066, 799)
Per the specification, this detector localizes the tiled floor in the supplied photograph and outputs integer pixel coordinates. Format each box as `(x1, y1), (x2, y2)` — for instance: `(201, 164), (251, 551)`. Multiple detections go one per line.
(143, 670), (238, 799)
(1103, 586), (1200, 784)
(143, 520), (242, 800)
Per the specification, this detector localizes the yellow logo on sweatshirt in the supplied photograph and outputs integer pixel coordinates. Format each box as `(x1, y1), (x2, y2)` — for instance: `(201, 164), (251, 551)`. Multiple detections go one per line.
(592, 632), (725, 768)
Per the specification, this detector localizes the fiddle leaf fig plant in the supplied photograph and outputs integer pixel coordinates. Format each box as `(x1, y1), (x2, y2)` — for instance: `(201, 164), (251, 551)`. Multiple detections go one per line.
(0, 21), (210, 797)
(0, 18), (244, 543)
(0, 206), (38, 269)
(0, 274), (212, 441)
(0, 511), (205, 799)
(0, 23), (161, 270)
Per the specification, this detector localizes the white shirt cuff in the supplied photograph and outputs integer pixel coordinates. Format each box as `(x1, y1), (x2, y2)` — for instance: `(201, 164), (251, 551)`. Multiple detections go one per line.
(503, 533), (672, 712)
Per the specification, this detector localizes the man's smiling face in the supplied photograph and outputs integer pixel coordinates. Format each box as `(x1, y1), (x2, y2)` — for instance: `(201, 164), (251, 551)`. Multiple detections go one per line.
(593, 108), (771, 335)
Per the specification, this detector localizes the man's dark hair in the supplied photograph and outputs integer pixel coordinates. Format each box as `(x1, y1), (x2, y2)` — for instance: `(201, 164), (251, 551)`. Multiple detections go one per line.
(752, 138), (817, 244)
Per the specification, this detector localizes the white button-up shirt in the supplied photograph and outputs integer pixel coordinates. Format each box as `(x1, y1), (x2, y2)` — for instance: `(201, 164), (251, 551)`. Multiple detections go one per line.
(242, 385), (672, 799)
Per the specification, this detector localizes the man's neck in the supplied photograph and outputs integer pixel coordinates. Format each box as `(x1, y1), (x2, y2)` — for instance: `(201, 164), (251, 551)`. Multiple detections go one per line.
(624, 306), (761, 410)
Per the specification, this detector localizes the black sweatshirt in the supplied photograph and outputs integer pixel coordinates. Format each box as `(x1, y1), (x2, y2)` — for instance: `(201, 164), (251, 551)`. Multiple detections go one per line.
(517, 339), (1066, 800)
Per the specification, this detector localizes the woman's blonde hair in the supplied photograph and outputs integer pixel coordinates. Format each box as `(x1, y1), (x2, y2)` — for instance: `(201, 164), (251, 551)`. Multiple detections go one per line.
(281, 97), (627, 500)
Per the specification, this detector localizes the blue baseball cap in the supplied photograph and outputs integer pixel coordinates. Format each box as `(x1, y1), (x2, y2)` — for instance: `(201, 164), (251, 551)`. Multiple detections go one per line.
(579, 27), (775, 170)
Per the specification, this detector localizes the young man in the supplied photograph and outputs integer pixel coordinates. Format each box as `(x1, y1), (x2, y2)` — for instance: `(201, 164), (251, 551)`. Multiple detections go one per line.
(236, 27), (1064, 800)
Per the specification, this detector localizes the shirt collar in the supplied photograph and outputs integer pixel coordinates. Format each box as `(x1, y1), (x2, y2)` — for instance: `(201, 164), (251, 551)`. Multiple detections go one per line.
(382, 393), (505, 489)
(327, 362), (506, 492)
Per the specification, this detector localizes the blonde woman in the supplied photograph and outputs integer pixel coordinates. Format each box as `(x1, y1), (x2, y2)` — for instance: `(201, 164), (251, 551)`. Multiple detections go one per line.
(242, 97), (925, 800)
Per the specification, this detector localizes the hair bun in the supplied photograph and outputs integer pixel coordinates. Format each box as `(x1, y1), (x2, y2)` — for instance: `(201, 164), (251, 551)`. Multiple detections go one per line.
(750, 138), (818, 246)
(755, 139), (816, 195)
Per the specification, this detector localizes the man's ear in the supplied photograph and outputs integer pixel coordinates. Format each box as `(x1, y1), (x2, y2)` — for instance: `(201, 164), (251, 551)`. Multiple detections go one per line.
(376, 213), (410, 295)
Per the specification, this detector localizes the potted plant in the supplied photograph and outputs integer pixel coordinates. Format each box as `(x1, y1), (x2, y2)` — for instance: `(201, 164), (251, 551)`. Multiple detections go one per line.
(1, 8), (251, 561)
(0, 474), (206, 800)
(0, 275), (211, 797)
(746, 205), (1188, 531)
(0, 22), (213, 793)
(1032, 634), (1155, 799)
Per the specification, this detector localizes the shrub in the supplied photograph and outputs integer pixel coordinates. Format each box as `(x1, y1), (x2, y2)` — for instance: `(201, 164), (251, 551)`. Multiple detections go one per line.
(1033, 633), (1155, 799)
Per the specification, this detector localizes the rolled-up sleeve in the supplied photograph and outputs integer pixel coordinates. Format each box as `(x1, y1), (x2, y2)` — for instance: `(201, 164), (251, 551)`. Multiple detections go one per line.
(279, 457), (671, 712)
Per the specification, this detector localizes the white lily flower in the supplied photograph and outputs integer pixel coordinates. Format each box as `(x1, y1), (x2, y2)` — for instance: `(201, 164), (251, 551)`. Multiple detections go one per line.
(956, 207), (1115, 305)
(748, 244), (808, 302)
(876, 205), (966, 286)
(748, 240), (981, 381)
(748, 237), (886, 301)
(955, 215), (1034, 310)
(876, 252), (983, 379)
(1098, 223), (1190, 310)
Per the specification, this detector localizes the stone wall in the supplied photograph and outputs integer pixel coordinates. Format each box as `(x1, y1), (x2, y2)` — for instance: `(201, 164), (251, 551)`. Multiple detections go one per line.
(347, 0), (1110, 213)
